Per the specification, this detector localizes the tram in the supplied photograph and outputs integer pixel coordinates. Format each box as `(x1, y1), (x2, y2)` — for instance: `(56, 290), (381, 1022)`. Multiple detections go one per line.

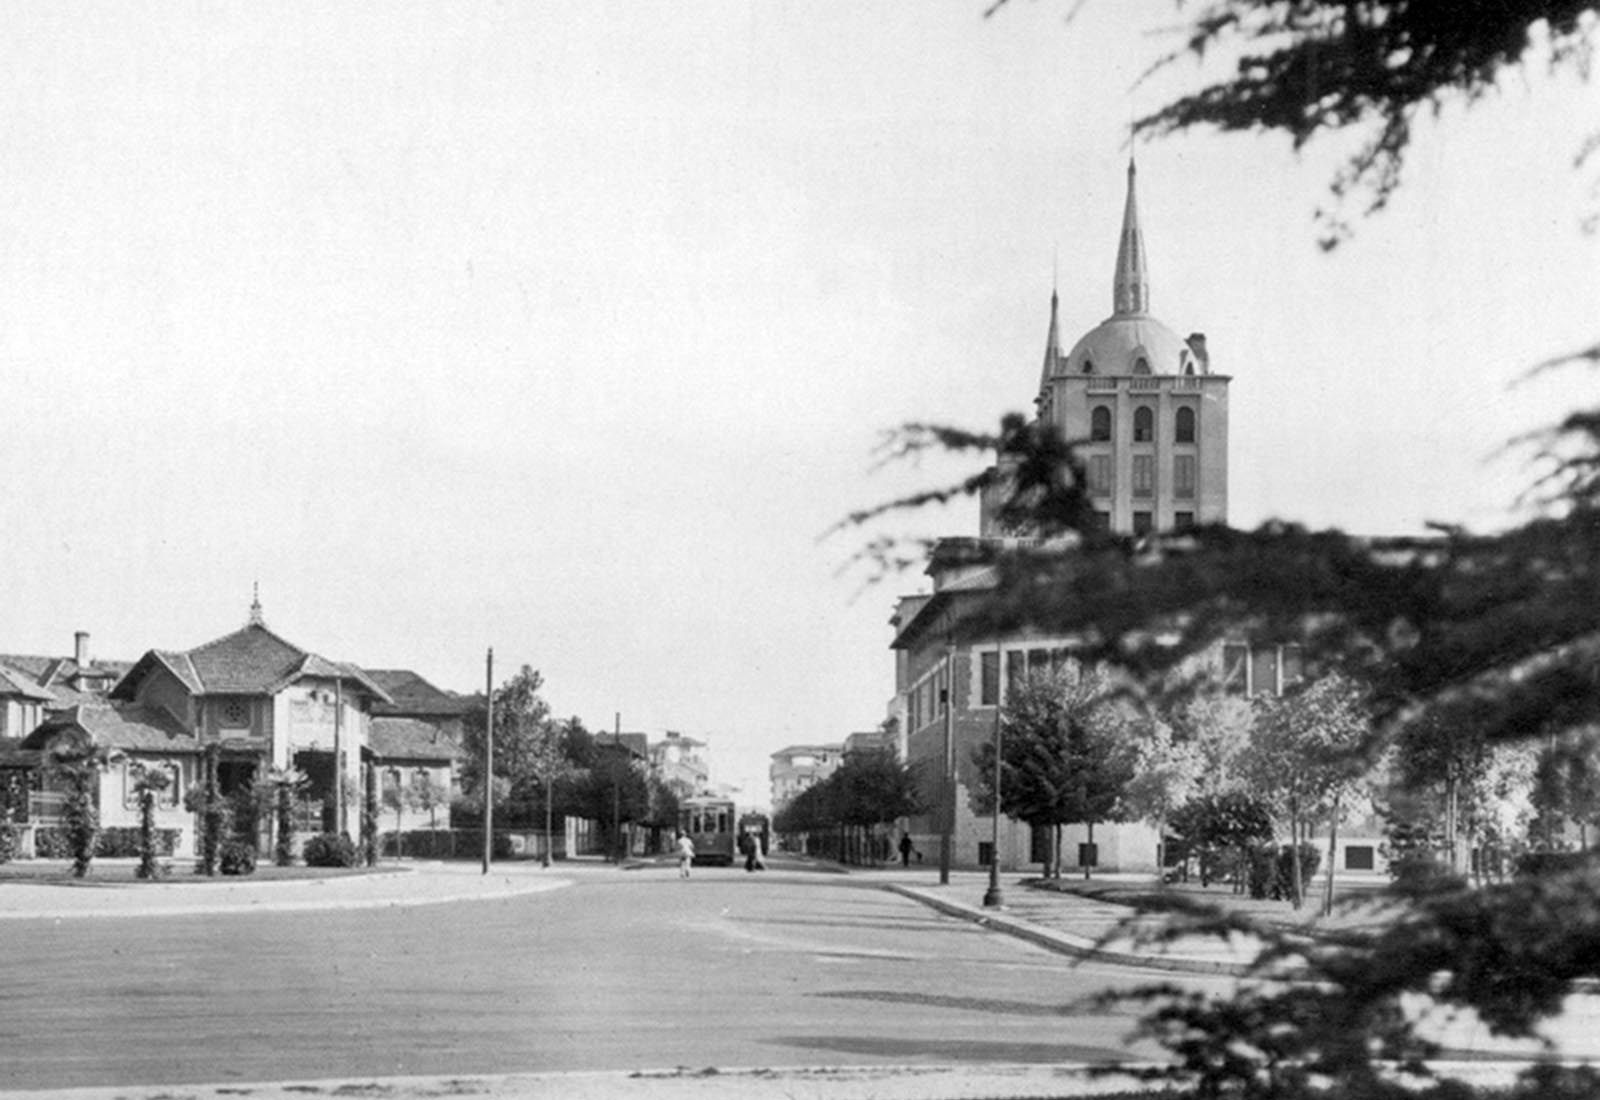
(738, 812), (771, 858)
(678, 796), (737, 865)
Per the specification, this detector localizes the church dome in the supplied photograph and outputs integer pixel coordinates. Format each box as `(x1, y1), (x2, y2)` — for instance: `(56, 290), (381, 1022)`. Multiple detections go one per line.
(1060, 313), (1196, 378)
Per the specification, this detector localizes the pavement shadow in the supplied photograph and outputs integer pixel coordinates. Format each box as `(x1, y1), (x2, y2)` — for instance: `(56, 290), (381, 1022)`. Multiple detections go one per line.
(765, 1033), (1132, 1063)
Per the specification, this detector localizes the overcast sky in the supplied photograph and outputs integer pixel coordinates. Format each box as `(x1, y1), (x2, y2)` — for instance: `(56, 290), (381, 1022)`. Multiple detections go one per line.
(2, 3), (1594, 807)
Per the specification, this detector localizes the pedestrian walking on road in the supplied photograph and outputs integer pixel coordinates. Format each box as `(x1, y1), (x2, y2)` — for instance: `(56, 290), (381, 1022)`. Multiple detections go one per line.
(898, 832), (914, 868)
(739, 831), (757, 873)
(676, 830), (695, 878)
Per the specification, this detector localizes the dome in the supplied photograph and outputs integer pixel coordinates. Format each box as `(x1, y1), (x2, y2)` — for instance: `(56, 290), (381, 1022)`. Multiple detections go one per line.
(1059, 313), (1196, 378)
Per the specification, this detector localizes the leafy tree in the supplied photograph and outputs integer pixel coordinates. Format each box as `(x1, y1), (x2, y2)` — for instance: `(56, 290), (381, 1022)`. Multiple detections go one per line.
(972, 664), (1137, 878)
(47, 741), (111, 879)
(381, 767), (420, 857)
(990, 0), (1599, 249)
(1119, 710), (1202, 874)
(1241, 673), (1370, 909)
(1532, 727), (1600, 849)
(1168, 790), (1274, 890)
(829, 748), (925, 864)
(129, 762), (172, 881)
(411, 768), (450, 834)
(459, 665), (554, 824)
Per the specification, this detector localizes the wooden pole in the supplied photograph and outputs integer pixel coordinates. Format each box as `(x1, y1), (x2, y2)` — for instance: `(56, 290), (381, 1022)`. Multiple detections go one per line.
(483, 647), (494, 874)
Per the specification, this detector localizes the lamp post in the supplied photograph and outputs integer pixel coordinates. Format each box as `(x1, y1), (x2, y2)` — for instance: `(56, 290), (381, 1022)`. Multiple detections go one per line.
(983, 639), (1004, 909)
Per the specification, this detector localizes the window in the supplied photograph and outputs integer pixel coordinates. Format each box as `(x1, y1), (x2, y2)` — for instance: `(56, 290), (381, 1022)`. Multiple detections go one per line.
(1345, 846), (1376, 871)
(1133, 356), (1151, 375)
(1133, 511), (1153, 535)
(1087, 453), (1112, 496)
(978, 841), (995, 866)
(1133, 406), (1153, 442)
(1175, 406), (1196, 443)
(1174, 454), (1196, 499)
(1223, 643), (1306, 696)
(980, 650), (999, 705)
(1093, 510), (1112, 532)
(1078, 842), (1099, 867)
(221, 699), (249, 728)
(1252, 649), (1278, 697)
(1082, 358), (1095, 374)
(1132, 454), (1154, 498)
(1174, 510), (1195, 531)
(1090, 405), (1112, 441)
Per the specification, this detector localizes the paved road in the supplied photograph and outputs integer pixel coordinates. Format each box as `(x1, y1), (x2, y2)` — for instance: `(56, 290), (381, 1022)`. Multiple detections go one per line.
(0, 862), (1229, 1092)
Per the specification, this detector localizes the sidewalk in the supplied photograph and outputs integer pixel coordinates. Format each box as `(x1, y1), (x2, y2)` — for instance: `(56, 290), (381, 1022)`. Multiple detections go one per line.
(0, 859), (578, 919)
(861, 868), (1264, 975)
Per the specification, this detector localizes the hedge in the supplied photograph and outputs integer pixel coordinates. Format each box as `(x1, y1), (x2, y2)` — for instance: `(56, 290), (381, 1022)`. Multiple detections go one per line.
(34, 826), (182, 859)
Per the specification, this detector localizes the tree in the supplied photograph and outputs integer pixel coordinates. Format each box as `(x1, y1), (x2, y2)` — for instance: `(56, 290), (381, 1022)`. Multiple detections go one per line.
(1240, 673), (1370, 909)
(47, 740), (111, 879)
(973, 664), (1137, 878)
(182, 744), (233, 876)
(1168, 790), (1274, 890)
(460, 665), (554, 825)
(991, 0), (1599, 249)
(129, 762), (172, 880)
(1532, 727), (1600, 849)
(830, 748), (925, 865)
(256, 765), (307, 867)
(381, 767), (420, 858)
(1119, 711), (1202, 876)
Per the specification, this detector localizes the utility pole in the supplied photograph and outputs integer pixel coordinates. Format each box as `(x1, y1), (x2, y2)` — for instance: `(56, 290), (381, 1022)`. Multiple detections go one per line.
(940, 636), (954, 886)
(482, 647), (494, 875)
(332, 675), (343, 836)
(612, 711), (622, 863)
(984, 638), (1004, 909)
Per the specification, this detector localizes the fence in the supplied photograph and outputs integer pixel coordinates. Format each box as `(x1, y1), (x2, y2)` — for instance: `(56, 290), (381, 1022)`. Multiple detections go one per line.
(379, 828), (566, 861)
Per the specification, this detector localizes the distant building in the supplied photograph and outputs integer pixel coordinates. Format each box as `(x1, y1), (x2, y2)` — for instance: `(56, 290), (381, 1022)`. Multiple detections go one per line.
(892, 161), (1229, 873)
(769, 742), (844, 813)
(650, 730), (710, 798)
(844, 728), (894, 757)
(1, 631), (132, 714)
(365, 669), (470, 832)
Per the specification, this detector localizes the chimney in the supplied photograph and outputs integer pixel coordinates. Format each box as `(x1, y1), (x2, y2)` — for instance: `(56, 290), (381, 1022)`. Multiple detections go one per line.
(1185, 333), (1209, 371)
(74, 631), (90, 668)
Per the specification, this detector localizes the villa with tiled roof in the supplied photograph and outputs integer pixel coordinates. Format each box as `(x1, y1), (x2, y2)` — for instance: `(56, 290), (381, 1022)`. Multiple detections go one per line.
(13, 597), (393, 858)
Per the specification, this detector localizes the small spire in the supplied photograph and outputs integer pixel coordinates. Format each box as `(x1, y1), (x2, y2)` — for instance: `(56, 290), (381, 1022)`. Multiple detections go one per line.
(248, 583), (265, 627)
(1112, 157), (1148, 315)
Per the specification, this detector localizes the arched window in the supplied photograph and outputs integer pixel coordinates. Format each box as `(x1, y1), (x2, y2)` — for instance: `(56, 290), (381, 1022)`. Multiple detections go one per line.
(1175, 406), (1196, 444)
(1081, 358), (1095, 374)
(1090, 406), (1112, 442)
(1133, 356), (1151, 375)
(1133, 406), (1153, 442)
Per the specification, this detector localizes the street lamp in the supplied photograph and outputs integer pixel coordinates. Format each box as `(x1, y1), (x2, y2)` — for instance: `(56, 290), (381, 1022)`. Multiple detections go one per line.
(983, 640), (1004, 909)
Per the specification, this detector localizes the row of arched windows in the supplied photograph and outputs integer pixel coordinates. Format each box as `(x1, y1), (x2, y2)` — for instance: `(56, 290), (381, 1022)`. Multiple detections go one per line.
(1090, 405), (1196, 443)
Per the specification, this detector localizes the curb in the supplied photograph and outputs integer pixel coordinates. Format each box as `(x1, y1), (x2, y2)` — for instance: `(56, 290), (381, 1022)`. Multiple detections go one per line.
(883, 883), (1252, 977)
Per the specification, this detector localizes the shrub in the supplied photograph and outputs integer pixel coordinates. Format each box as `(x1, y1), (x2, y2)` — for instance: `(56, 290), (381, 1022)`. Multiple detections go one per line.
(0, 807), (17, 865)
(302, 832), (358, 868)
(220, 839), (257, 876)
(34, 826), (181, 859)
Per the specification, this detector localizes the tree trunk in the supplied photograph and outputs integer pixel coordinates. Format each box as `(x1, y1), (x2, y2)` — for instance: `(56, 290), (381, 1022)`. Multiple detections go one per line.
(1288, 798), (1303, 909)
(1084, 820), (1095, 880)
(1052, 823), (1062, 879)
(1322, 790), (1342, 918)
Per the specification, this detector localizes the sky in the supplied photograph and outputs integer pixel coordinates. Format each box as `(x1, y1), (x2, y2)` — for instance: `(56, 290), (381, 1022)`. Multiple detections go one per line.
(1, 3), (1595, 809)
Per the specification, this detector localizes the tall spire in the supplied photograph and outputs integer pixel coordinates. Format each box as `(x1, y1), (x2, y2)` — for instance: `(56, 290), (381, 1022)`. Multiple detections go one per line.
(1041, 285), (1062, 377)
(1112, 158), (1148, 315)
(248, 582), (265, 627)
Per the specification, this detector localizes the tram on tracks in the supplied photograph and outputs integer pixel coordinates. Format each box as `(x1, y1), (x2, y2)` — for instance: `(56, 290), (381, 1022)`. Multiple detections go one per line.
(678, 796), (737, 865)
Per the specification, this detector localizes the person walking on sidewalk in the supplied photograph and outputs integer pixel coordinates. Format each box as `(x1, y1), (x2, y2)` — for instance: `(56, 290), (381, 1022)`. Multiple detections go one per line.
(899, 832), (914, 868)
(676, 830), (695, 878)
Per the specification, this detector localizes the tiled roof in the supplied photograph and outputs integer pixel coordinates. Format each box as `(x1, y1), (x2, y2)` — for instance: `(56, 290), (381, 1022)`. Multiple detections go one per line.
(113, 626), (391, 703)
(187, 624), (308, 693)
(22, 702), (199, 755)
(366, 670), (472, 717)
(370, 717), (461, 762)
(0, 663), (54, 702)
(597, 731), (649, 760)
